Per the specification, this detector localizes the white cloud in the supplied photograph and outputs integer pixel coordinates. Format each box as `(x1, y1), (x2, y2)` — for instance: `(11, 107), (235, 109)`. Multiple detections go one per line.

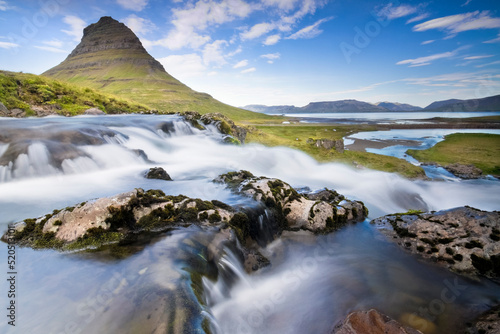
(42, 40), (64, 48)
(464, 55), (493, 60)
(233, 59), (248, 68)
(116, 0), (148, 12)
(397, 49), (460, 66)
(462, 0), (472, 6)
(240, 22), (275, 40)
(421, 40), (434, 45)
(377, 3), (418, 20)
(406, 13), (430, 24)
(484, 33), (500, 43)
(261, 0), (300, 11)
(0, 0), (11, 11)
(34, 46), (67, 53)
(208, 71), (218, 76)
(286, 17), (332, 40)
(278, 0), (324, 31)
(260, 53), (280, 60)
(123, 14), (156, 35)
(0, 41), (19, 49)
(263, 34), (281, 45)
(202, 40), (229, 67)
(157, 0), (252, 50)
(241, 67), (256, 73)
(158, 54), (206, 77)
(61, 15), (86, 42)
(414, 11), (500, 34)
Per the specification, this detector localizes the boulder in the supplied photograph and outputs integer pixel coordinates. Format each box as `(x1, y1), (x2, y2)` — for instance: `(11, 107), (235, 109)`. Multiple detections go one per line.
(308, 138), (344, 153)
(215, 171), (368, 234)
(84, 107), (105, 115)
(332, 309), (423, 334)
(145, 167), (172, 181)
(372, 207), (500, 279)
(445, 163), (483, 179)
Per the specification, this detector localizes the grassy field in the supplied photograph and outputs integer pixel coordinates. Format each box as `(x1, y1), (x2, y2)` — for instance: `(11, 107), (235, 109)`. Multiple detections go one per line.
(0, 70), (149, 116)
(247, 124), (426, 178)
(407, 133), (500, 176)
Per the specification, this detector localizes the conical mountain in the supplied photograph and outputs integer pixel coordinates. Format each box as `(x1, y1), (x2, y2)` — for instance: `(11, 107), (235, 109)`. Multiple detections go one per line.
(43, 16), (259, 120)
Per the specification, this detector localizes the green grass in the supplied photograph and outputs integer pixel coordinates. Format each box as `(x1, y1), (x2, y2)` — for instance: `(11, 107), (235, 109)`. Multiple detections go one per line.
(407, 133), (500, 176)
(0, 70), (149, 115)
(42, 49), (279, 123)
(247, 124), (426, 178)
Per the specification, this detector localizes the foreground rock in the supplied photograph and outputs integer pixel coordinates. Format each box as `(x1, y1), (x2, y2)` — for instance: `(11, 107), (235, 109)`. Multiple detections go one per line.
(372, 207), (500, 279)
(332, 309), (423, 334)
(215, 171), (368, 234)
(2, 172), (366, 259)
(145, 167), (172, 181)
(464, 305), (500, 334)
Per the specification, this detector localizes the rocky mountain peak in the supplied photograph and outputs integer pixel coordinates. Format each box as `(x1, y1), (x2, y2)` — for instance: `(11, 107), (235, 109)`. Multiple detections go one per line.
(68, 16), (147, 58)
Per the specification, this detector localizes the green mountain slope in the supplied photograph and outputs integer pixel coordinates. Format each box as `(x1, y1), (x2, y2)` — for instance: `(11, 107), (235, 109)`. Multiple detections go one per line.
(42, 16), (269, 122)
(0, 70), (148, 116)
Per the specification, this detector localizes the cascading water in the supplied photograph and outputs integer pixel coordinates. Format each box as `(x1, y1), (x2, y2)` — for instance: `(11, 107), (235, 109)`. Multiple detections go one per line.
(1, 114), (499, 334)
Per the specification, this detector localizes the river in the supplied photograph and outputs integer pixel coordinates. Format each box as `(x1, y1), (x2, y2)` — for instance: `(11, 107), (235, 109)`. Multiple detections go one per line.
(0, 114), (499, 334)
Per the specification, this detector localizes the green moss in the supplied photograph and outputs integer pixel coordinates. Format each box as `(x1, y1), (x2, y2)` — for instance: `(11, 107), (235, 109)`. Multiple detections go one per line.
(211, 200), (233, 211)
(228, 212), (250, 242)
(53, 220), (63, 226)
(208, 211), (221, 223)
(65, 227), (122, 250)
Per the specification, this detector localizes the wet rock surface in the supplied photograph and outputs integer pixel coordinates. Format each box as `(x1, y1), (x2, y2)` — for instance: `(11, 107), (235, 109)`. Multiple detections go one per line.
(214, 170), (368, 234)
(332, 309), (423, 334)
(145, 167), (172, 181)
(372, 207), (500, 279)
(464, 305), (500, 334)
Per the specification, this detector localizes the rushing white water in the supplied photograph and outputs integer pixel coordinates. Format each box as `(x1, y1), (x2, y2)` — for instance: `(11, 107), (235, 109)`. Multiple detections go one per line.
(0, 115), (499, 222)
(0, 114), (499, 334)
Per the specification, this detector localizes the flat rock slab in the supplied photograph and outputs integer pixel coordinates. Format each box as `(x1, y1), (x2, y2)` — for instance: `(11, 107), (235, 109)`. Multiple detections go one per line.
(372, 207), (500, 279)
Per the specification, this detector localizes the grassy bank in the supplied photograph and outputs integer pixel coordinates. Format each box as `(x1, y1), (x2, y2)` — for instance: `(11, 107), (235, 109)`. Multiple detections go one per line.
(247, 124), (426, 178)
(407, 133), (500, 176)
(0, 70), (149, 116)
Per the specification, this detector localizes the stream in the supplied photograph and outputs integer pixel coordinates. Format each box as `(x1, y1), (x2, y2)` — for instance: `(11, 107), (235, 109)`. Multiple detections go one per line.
(0, 114), (499, 334)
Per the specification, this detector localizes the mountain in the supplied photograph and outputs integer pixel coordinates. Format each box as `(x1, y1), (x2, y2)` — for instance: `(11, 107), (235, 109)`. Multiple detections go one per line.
(300, 100), (388, 113)
(424, 99), (463, 110)
(244, 99), (402, 113)
(42, 16), (262, 121)
(424, 95), (500, 111)
(375, 102), (422, 111)
(242, 104), (296, 114)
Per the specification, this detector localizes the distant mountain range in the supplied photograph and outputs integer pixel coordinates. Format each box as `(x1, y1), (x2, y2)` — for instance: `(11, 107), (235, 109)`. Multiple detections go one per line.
(243, 94), (500, 113)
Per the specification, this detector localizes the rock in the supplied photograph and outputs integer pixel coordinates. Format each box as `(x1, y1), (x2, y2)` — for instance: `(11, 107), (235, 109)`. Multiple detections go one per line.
(308, 138), (344, 153)
(200, 112), (247, 143)
(464, 305), (500, 334)
(445, 163), (483, 179)
(0, 101), (8, 115)
(84, 107), (105, 115)
(372, 207), (500, 279)
(215, 171), (368, 234)
(10, 108), (26, 117)
(332, 309), (423, 334)
(31, 105), (58, 116)
(145, 167), (172, 181)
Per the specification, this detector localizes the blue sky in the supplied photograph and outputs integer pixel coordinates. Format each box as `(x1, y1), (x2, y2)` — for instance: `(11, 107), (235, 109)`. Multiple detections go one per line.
(0, 0), (499, 108)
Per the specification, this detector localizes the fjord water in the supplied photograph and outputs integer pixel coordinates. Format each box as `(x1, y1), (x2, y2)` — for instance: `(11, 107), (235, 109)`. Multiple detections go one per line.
(0, 115), (499, 334)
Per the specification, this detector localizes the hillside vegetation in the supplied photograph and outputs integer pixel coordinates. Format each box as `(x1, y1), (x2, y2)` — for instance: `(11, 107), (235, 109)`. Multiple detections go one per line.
(0, 70), (149, 116)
